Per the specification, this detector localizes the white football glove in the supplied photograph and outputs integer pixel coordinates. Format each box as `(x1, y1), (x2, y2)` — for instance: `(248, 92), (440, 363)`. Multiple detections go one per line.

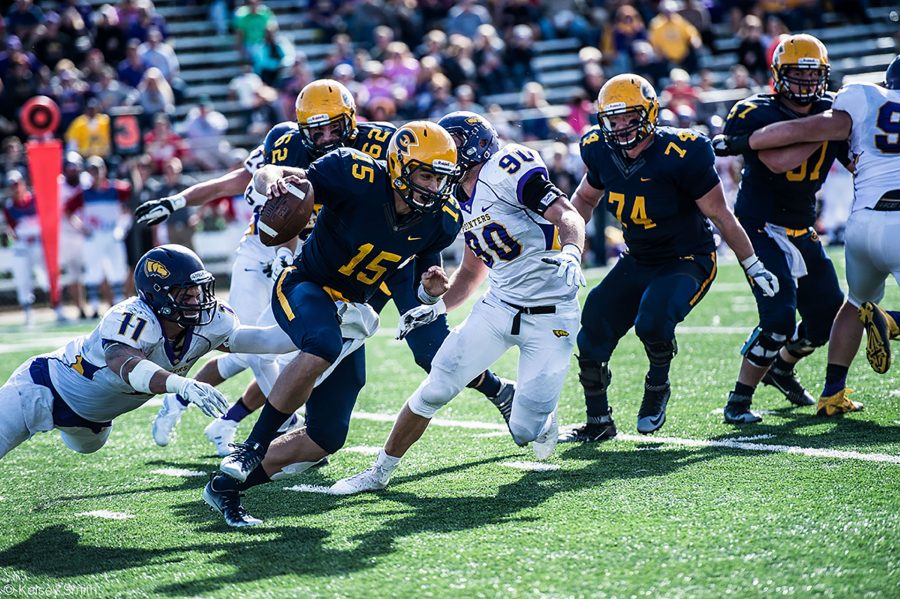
(176, 379), (229, 418)
(396, 299), (447, 340)
(741, 255), (780, 297)
(134, 195), (187, 226)
(541, 244), (586, 287)
(263, 247), (294, 280)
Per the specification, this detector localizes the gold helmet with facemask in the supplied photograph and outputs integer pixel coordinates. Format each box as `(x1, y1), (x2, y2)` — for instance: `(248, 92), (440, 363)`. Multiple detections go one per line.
(387, 121), (459, 213)
(595, 74), (659, 150)
(771, 34), (830, 105)
(294, 79), (358, 156)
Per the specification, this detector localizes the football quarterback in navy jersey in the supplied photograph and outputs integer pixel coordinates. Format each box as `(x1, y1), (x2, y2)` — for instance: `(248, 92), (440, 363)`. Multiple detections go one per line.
(204, 122), (471, 526)
(559, 74), (778, 443)
(713, 35), (849, 424)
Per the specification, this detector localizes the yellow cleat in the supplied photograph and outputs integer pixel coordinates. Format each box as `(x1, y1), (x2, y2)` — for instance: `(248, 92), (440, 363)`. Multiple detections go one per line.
(816, 388), (864, 417)
(858, 302), (897, 374)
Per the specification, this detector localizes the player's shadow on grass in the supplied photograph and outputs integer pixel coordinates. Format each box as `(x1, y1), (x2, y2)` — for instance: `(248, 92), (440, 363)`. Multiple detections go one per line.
(710, 408), (900, 449)
(147, 446), (720, 595)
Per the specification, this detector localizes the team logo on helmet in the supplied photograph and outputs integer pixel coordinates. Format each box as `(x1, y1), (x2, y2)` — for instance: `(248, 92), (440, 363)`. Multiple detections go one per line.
(394, 129), (419, 154)
(145, 260), (170, 278)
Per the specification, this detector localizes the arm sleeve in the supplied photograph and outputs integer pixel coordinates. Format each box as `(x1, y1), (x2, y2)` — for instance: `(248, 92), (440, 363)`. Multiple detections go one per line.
(677, 136), (722, 200)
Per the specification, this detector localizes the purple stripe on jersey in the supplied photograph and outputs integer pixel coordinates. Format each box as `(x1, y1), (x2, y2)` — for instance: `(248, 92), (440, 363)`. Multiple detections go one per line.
(538, 222), (555, 250)
(515, 166), (549, 205)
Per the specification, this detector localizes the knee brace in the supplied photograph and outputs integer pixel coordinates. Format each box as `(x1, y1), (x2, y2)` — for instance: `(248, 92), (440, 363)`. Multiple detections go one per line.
(643, 338), (678, 367)
(578, 357), (611, 398)
(784, 334), (821, 360)
(740, 327), (787, 368)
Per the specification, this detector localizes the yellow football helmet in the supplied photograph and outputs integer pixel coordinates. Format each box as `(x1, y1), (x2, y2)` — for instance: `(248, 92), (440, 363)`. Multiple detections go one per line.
(387, 121), (459, 213)
(595, 74), (659, 150)
(295, 79), (358, 156)
(771, 34), (830, 105)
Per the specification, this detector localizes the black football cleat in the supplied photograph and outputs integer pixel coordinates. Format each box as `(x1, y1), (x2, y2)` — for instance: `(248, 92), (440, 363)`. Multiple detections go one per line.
(762, 366), (815, 406)
(558, 410), (617, 443)
(723, 392), (762, 424)
(637, 381), (671, 434)
(203, 474), (262, 528)
(219, 442), (265, 482)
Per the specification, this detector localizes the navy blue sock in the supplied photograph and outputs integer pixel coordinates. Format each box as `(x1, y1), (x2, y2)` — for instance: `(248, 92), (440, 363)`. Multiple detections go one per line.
(646, 362), (671, 387)
(586, 391), (610, 418)
(822, 363), (849, 397)
(468, 370), (502, 397)
(224, 398), (252, 423)
(772, 354), (794, 373)
(887, 310), (900, 329)
(238, 465), (271, 491)
(210, 472), (240, 492)
(246, 401), (293, 451)
(174, 393), (190, 407)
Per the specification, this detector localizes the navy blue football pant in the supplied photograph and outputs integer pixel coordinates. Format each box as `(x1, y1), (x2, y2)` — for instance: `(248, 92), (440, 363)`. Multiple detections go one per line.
(743, 224), (843, 345)
(271, 264), (451, 453)
(578, 252), (717, 362)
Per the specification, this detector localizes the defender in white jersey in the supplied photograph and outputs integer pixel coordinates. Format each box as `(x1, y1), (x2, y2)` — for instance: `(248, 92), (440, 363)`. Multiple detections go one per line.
(0, 245), (297, 462)
(331, 112), (587, 496)
(719, 55), (900, 413)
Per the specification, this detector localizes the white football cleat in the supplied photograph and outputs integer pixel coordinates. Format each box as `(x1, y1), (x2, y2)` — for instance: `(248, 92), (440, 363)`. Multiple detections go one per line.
(152, 394), (188, 446)
(532, 410), (558, 461)
(204, 417), (239, 457)
(330, 465), (392, 496)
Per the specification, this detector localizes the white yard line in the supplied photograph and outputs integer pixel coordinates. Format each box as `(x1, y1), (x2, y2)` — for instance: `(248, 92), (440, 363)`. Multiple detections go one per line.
(283, 484), (332, 494)
(344, 446), (381, 455)
(351, 412), (900, 465)
(152, 468), (206, 478)
(77, 510), (133, 520)
(501, 461), (560, 471)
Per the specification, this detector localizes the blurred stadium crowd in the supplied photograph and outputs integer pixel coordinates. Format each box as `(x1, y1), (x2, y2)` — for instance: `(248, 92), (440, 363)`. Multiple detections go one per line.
(0, 0), (895, 319)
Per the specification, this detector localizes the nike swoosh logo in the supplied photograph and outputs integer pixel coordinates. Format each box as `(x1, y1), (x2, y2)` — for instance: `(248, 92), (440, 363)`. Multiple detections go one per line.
(481, 206), (489, 212)
(408, 236), (422, 241)
(640, 177), (651, 182)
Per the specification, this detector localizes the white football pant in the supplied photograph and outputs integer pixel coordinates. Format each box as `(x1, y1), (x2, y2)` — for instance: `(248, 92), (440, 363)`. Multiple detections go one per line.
(844, 209), (900, 307)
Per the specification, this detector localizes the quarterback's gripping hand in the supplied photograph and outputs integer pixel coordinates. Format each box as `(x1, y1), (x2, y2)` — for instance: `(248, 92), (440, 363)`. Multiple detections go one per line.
(263, 247), (294, 280)
(741, 255), (780, 298)
(712, 133), (752, 157)
(134, 195), (187, 226)
(541, 244), (586, 287)
(176, 379), (229, 418)
(396, 299), (447, 340)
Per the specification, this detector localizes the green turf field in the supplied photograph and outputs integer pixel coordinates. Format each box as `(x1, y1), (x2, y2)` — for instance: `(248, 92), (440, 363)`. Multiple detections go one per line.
(0, 253), (897, 598)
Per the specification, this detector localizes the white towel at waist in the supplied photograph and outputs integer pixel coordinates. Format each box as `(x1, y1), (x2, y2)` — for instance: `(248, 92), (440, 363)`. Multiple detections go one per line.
(763, 223), (808, 282)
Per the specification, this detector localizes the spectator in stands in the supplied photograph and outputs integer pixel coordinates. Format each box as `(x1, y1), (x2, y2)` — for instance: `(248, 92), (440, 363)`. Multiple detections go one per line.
(143, 113), (188, 175)
(631, 40), (670, 89)
(32, 13), (74, 71)
(415, 29), (446, 61)
(0, 82), (18, 138)
(94, 4), (128, 66)
(370, 25), (395, 62)
(93, 65), (132, 112)
(497, 0), (541, 34)
(138, 28), (178, 82)
(0, 35), (40, 80)
(581, 62), (606, 102)
(343, 0), (388, 46)
(445, 0), (491, 39)
(446, 84), (485, 115)
(504, 24), (535, 91)
(323, 33), (355, 73)
(381, 0), (424, 48)
(540, 9), (595, 47)
(331, 62), (363, 103)
(278, 54), (313, 116)
(116, 0), (141, 30)
(519, 81), (552, 141)
(65, 98), (111, 159)
(724, 63), (757, 90)
(383, 41), (420, 100)
(60, 0), (93, 26)
(0, 138), (26, 183)
(231, 61), (265, 108)
(661, 68), (699, 112)
(361, 60), (396, 105)
(473, 23), (506, 96)
(183, 95), (232, 171)
(233, 0), (276, 60)
(365, 95), (398, 122)
(680, 0), (714, 51)
(440, 34), (474, 90)
(763, 17), (790, 66)
(545, 141), (579, 198)
(254, 23), (295, 86)
(118, 40), (147, 89)
(132, 67), (175, 127)
(648, 0), (701, 73)
(566, 88), (593, 136)
(58, 5), (92, 64)
(3, 53), (39, 127)
(306, 0), (343, 41)
(82, 48), (109, 85)
(603, 4), (647, 75)
(5, 0), (43, 43)
(229, 62), (280, 136)
(159, 157), (197, 248)
(126, 3), (168, 44)
(736, 14), (768, 83)
(419, 73), (453, 119)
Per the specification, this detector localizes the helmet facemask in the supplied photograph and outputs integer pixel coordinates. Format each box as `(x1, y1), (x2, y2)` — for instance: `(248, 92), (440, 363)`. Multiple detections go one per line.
(153, 273), (217, 328)
(299, 113), (353, 157)
(599, 105), (655, 150)
(775, 63), (830, 105)
(396, 158), (459, 214)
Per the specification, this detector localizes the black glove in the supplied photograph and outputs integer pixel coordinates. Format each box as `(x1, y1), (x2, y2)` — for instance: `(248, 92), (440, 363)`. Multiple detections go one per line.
(712, 133), (752, 157)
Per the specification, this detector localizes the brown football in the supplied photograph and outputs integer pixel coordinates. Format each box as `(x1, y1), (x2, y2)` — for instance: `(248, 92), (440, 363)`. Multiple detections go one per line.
(257, 179), (314, 247)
